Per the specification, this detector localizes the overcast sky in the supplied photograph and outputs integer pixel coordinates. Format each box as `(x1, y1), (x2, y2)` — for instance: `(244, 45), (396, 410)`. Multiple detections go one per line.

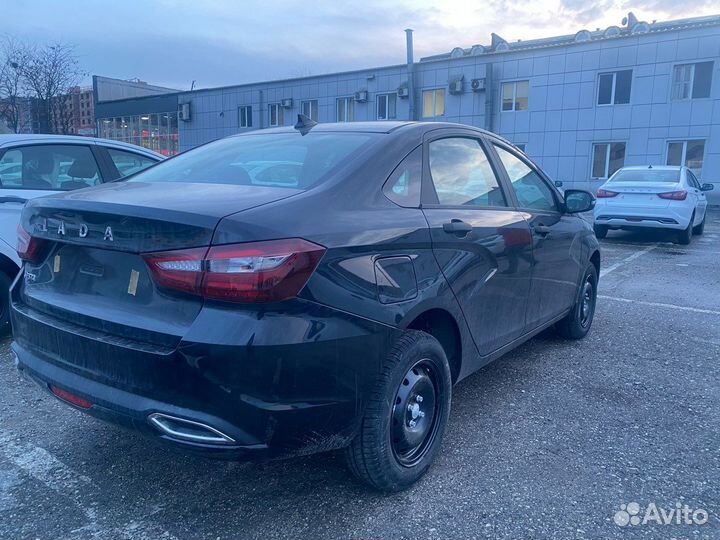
(5, 0), (718, 90)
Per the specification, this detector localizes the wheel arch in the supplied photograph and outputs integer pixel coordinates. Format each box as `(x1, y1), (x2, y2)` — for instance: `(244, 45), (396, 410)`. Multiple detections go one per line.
(406, 308), (462, 384)
(0, 251), (20, 281)
(589, 249), (600, 278)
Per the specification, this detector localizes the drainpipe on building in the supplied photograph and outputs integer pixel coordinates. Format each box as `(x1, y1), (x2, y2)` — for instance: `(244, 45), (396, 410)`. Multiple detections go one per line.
(259, 89), (264, 129)
(484, 62), (494, 132)
(405, 29), (416, 121)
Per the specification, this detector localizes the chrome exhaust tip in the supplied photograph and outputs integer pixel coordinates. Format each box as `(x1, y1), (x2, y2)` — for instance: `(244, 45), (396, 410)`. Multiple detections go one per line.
(147, 413), (236, 445)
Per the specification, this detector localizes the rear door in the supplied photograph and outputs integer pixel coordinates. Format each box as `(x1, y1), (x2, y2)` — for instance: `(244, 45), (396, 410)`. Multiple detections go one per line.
(489, 141), (580, 329)
(0, 143), (104, 262)
(421, 130), (533, 356)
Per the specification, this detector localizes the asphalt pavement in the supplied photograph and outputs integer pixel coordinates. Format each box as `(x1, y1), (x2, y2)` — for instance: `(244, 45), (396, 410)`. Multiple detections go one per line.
(1, 212), (718, 540)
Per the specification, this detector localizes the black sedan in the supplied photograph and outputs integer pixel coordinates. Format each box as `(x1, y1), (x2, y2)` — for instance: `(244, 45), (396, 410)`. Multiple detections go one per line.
(11, 120), (599, 492)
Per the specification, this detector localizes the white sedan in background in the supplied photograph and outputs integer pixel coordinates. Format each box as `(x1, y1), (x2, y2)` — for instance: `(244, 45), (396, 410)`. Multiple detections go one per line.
(593, 165), (713, 244)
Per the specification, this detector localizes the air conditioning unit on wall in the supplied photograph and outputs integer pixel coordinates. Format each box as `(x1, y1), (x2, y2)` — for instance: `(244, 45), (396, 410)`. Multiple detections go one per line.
(471, 78), (486, 92)
(449, 79), (464, 95)
(178, 102), (191, 121)
(397, 86), (409, 98)
(281, 98), (293, 108)
(354, 90), (368, 102)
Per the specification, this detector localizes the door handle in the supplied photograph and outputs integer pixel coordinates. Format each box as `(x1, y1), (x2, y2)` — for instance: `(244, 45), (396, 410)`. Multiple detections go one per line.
(443, 219), (472, 234)
(0, 196), (28, 204)
(533, 224), (551, 236)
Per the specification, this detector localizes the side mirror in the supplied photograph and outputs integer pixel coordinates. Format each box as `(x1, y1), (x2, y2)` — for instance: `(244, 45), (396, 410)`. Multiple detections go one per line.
(564, 189), (595, 213)
(701, 183), (714, 192)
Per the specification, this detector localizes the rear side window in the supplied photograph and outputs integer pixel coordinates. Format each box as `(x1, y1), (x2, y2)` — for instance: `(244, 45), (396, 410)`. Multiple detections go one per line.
(383, 146), (422, 207)
(428, 138), (506, 207)
(493, 145), (558, 212)
(0, 145), (102, 190)
(130, 133), (377, 190)
(107, 148), (157, 178)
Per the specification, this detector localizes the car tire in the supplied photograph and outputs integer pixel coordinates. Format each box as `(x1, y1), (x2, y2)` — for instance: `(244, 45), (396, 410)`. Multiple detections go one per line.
(692, 213), (705, 235)
(678, 213), (694, 245)
(556, 263), (598, 340)
(593, 225), (608, 239)
(0, 271), (13, 337)
(344, 330), (452, 492)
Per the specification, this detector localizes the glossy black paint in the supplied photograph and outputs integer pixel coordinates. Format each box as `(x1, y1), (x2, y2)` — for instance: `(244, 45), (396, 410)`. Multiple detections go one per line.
(11, 122), (600, 459)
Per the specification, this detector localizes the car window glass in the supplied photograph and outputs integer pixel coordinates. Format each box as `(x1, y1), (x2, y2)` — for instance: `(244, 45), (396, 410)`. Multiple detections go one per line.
(428, 138), (506, 207)
(383, 146), (422, 207)
(0, 145), (102, 191)
(493, 145), (558, 211)
(687, 171), (700, 189)
(107, 149), (157, 178)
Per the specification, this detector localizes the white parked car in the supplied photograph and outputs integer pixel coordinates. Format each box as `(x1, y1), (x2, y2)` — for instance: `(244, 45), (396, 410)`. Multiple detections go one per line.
(0, 134), (163, 332)
(593, 165), (713, 244)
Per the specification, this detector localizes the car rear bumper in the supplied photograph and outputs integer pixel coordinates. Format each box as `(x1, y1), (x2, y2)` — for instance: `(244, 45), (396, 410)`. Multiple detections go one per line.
(10, 281), (401, 459)
(594, 204), (691, 230)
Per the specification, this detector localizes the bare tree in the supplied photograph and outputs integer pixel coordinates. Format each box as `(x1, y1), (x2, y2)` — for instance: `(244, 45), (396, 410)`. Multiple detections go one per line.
(0, 37), (31, 133)
(20, 42), (84, 134)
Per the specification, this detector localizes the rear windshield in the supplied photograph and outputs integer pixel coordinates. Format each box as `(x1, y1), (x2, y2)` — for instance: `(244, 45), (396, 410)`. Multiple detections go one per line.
(129, 132), (377, 190)
(610, 169), (679, 183)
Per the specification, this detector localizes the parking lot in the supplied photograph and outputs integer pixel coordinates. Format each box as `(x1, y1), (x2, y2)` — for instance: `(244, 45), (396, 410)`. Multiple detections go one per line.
(1, 212), (718, 540)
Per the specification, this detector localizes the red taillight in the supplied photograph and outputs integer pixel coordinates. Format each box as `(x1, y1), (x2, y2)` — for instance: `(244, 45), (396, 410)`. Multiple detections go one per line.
(143, 238), (326, 303)
(658, 190), (688, 201)
(596, 189), (619, 198)
(49, 385), (93, 409)
(16, 224), (47, 263)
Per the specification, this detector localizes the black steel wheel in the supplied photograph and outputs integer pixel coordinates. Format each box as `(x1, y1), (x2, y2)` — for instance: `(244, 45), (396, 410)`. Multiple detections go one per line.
(344, 330), (452, 492)
(556, 262), (597, 340)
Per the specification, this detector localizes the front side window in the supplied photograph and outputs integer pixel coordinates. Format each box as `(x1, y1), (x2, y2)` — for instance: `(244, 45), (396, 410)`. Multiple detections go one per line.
(428, 138), (506, 207)
(377, 93), (397, 120)
(383, 146), (422, 207)
(672, 62), (713, 100)
(129, 132), (377, 190)
(107, 148), (157, 178)
(667, 140), (705, 177)
(501, 81), (529, 111)
(494, 145), (557, 211)
(0, 144), (102, 190)
(422, 89), (445, 118)
(591, 142), (626, 179)
(269, 103), (283, 127)
(598, 70), (632, 105)
(337, 97), (354, 122)
(301, 100), (319, 122)
(238, 106), (252, 128)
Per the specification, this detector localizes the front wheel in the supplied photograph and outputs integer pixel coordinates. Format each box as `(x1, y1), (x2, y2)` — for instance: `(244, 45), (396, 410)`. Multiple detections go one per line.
(344, 330), (452, 492)
(556, 263), (598, 340)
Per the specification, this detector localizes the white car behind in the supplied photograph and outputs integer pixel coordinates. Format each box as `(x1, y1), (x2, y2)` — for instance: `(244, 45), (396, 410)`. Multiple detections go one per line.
(593, 165), (713, 244)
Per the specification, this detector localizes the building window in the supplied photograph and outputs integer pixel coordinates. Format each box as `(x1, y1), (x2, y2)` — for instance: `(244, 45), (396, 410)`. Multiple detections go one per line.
(238, 106), (252, 128)
(268, 103), (283, 127)
(667, 140), (706, 176)
(591, 142), (626, 179)
(301, 100), (318, 121)
(422, 89), (445, 118)
(337, 97), (354, 122)
(501, 81), (529, 111)
(598, 70), (632, 105)
(377, 93), (397, 120)
(672, 62), (713, 100)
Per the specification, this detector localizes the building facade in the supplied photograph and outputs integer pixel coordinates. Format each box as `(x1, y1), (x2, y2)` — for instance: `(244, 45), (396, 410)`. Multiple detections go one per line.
(94, 13), (720, 200)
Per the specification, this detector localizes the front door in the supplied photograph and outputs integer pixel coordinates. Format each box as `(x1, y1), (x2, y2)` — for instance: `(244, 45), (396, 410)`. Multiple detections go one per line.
(421, 132), (533, 357)
(489, 142), (581, 329)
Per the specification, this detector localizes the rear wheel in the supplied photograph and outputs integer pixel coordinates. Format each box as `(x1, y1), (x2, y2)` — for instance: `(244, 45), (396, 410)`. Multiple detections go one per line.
(556, 263), (598, 340)
(692, 213), (705, 235)
(677, 213), (694, 245)
(0, 271), (12, 337)
(593, 225), (608, 239)
(344, 330), (451, 492)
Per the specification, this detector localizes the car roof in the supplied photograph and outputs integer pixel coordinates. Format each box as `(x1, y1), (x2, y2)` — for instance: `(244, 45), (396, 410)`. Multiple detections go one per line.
(0, 134), (163, 157)
(231, 121), (499, 138)
(617, 165), (683, 171)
